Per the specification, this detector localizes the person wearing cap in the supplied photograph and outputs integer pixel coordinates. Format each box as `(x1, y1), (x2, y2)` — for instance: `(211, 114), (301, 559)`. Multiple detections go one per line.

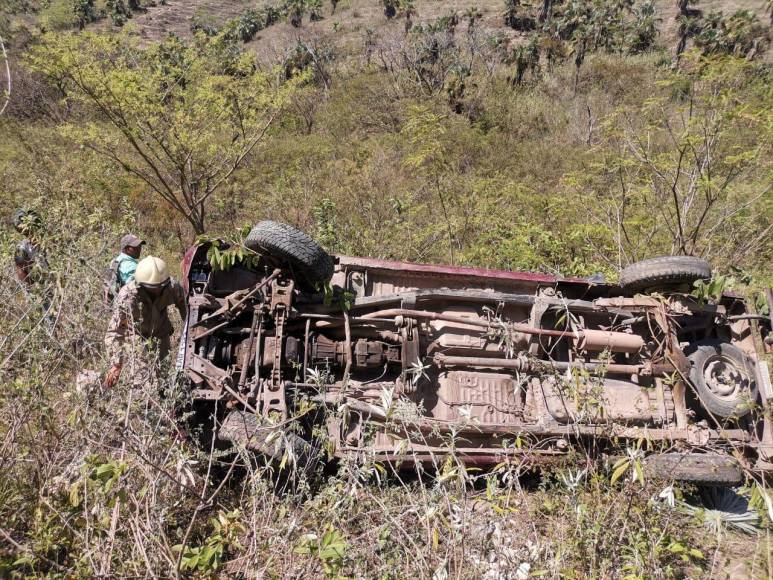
(103, 256), (186, 389)
(103, 234), (146, 303)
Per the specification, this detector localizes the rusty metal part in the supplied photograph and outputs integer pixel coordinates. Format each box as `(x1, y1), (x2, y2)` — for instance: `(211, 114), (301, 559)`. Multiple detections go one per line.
(343, 310), (352, 382)
(237, 307), (260, 391)
(250, 316), (263, 399)
(575, 329), (644, 354)
(435, 371), (522, 424)
(433, 353), (674, 376)
(336, 255), (591, 285)
(435, 354), (526, 370)
(313, 393), (750, 443)
(188, 354), (231, 384)
(258, 277), (294, 420)
(191, 270), (281, 341)
(596, 296), (662, 309)
(343, 447), (569, 467)
(537, 377), (672, 424)
(309, 336), (400, 368)
(653, 301), (691, 429)
(359, 309), (645, 354)
(400, 318), (420, 394)
(359, 308), (571, 337)
(755, 361), (773, 461)
(230, 269), (281, 313)
(303, 317), (311, 381)
(764, 288), (773, 355)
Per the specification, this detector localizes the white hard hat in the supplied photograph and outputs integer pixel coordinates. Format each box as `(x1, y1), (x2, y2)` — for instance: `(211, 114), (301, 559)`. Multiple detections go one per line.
(135, 256), (170, 287)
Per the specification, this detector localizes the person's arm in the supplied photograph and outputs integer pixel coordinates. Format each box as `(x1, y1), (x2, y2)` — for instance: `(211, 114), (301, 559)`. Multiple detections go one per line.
(103, 259), (118, 304)
(172, 280), (187, 322)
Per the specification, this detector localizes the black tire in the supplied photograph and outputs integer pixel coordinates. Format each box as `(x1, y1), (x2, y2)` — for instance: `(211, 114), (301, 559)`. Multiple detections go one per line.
(687, 341), (758, 419)
(245, 221), (334, 287)
(619, 256), (711, 292)
(645, 453), (743, 486)
(218, 410), (322, 476)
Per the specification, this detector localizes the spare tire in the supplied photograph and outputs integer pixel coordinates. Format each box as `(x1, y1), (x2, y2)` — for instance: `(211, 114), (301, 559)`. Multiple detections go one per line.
(619, 255), (711, 293)
(218, 410), (322, 476)
(687, 341), (758, 419)
(245, 221), (334, 287)
(644, 453), (743, 486)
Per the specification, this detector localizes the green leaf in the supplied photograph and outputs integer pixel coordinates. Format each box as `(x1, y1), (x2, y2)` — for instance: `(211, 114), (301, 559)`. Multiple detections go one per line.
(634, 459), (645, 484)
(611, 459), (630, 484)
(69, 483), (81, 507)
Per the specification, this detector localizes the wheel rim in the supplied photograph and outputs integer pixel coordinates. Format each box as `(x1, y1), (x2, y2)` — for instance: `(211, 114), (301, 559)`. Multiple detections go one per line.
(702, 355), (749, 401)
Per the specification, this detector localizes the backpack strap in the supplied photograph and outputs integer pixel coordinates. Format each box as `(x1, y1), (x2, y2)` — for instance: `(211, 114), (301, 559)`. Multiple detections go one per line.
(104, 257), (122, 301)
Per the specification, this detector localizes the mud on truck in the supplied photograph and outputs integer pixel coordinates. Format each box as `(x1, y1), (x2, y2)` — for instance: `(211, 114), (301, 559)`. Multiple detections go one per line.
(178, 221), (773, 485)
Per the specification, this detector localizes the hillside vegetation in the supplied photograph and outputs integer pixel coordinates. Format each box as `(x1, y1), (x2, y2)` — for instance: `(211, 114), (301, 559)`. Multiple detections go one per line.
(0, 0), (772, 577)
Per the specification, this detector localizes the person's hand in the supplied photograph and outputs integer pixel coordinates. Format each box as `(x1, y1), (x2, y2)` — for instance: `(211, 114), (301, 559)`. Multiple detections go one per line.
(103, 364), (122, 389)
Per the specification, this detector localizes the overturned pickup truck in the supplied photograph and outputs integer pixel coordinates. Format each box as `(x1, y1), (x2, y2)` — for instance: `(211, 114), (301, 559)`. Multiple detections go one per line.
(179, 221), (773, 484)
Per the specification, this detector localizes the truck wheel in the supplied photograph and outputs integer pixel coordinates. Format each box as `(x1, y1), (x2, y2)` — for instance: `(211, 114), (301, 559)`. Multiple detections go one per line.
(687, 342), (758, 419)
(645, 453), (743, 486)
(619, 256), (711, 293)
(245, 221), (334, 287)
(218, 410), (322, 477)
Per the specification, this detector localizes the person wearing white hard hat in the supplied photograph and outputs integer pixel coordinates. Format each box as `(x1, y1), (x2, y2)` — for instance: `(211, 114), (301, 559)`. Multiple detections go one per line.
(103, 256), (186, 389)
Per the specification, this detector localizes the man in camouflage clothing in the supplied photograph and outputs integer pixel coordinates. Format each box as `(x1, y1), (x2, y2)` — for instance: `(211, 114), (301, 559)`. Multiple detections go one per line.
(103, 255), (187, 389)
(12, 208), (54, 325)
(12, 208), (49, 286)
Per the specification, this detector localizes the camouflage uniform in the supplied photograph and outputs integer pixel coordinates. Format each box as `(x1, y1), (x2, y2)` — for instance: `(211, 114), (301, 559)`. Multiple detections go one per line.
(15, 238), (54, 323)
(105, 279), (186, 388)
(14, 238), (50, 283)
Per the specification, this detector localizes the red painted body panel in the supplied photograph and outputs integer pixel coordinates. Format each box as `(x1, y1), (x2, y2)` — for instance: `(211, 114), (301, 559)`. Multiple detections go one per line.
(336, 255), (592, 286)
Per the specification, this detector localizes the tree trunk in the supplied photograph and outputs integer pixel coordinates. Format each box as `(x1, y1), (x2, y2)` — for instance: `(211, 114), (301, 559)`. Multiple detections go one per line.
(539, 0), (552, 23)
(189, 204), (205, 236)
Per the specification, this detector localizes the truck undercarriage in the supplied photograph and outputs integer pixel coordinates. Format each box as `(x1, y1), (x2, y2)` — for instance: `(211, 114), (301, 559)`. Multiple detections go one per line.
(179, 222), (773, 485)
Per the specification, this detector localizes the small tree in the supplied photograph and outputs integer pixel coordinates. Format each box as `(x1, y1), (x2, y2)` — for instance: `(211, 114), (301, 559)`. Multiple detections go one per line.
(570, 56), (772, 266)
(675, 0), (701, 60)
(29, 32), (302, 235)
(402, 106), (460, 264)
(72, 0), (96, 30)
(508, 38), (540, 85)
(106, 0), (132, 26)
(503, 0), (532, 30)
(627, 1), (659, 54)
(400, 0), (417, 34)
(693, 10), (769, 60)
(383, 0), (398, 20)
(464, 7), (482, 34)
(308, 0), (324, 21)
(287, 0), (306, 27)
